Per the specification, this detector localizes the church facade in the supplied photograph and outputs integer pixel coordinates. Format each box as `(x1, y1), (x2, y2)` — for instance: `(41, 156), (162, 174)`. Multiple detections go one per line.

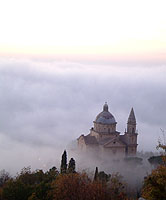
(77, 103), (138, 157)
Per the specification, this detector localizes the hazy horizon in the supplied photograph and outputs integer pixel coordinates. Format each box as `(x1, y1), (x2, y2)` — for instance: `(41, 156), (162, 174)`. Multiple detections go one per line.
(0, 57), (165, 174)
(0, 0), (166, 175)
(0, 0), (166, 63)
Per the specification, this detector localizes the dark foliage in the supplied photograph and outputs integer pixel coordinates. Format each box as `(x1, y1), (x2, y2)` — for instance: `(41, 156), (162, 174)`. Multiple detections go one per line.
(60, 150), (67, 174)
(1, 166), (58, 200)
(148, 155), (164, 166)
(94, 167), (98, 181)
(142, 165), (166, 200)
(0, 170), (10, 187)
(0, 151), (131, 200)
(68, 158), (76, 173)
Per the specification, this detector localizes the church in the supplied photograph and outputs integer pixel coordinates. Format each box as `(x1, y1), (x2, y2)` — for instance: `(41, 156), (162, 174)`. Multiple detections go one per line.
(77, 103), (138, 157)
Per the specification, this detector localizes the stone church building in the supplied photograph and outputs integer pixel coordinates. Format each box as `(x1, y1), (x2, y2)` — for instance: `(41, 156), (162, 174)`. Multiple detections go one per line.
(77, 103), (138, 157)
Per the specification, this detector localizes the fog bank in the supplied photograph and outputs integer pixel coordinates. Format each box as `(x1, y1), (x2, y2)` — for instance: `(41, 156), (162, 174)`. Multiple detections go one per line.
(0, 57), (165, 173)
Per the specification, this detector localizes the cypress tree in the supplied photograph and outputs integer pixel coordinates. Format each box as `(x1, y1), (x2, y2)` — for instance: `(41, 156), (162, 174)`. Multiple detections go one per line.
(94, 167), (98, 181)
(68, 158), (76, 173)
(60, 150), (67, 174)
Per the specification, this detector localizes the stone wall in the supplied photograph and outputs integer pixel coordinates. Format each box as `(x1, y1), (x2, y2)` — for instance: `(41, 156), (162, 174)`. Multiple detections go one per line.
(93, 122), (116, 133)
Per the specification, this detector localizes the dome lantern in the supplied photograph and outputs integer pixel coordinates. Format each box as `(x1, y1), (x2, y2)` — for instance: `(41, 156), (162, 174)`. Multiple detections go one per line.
(103, 102), (108, 112)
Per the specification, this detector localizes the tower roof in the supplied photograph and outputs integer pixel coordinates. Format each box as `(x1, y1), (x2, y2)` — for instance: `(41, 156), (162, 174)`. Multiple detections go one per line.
(128, 108), (136, 124)
(95, 103), (116, 124)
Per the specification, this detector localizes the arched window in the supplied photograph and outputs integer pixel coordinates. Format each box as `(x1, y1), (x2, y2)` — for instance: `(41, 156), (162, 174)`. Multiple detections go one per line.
(132, 128), (135, 134)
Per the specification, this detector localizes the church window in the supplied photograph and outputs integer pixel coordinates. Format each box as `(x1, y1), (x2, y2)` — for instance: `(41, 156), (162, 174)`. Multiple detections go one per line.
(132, 128), (135, 133)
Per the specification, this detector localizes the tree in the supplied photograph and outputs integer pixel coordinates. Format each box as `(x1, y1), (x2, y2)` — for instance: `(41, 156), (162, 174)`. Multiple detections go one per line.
(51, 173), (107, 200)
(148, 156), (164, 166)
(60, 150), (67, 174)
(51, 172), (127, 200)
(2, 179), (33, 200)
(93, 167), (110, 183)
(33, 182), (50, 200)
(156, 130), (166, 165)
(142, 133), (166, 199)
(1, 166), (58, 200)
(98, 171), (111, 183)
(68, 158), (76, 173)
(156, 129), (166, 153)
(142, 165), (166, 200)
(0, 170), (10, 187)
(94, 167), (99, 181)
(45, 167), (59, 182)
(108, 173), (126, 200)
(28, 193), (39, 200)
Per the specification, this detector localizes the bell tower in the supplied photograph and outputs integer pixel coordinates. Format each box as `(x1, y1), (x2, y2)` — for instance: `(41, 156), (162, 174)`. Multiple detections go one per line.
(127, 108), (136, 134)
(124, 108), (138, 155)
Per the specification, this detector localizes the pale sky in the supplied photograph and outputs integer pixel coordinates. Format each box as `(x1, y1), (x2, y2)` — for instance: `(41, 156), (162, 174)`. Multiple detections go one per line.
(0, 0), (166, 62)
(0, 0), (166, 175)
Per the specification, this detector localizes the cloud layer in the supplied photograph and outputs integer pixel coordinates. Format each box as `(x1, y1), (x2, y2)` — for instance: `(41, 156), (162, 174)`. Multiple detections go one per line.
(0, 57), (165, 173)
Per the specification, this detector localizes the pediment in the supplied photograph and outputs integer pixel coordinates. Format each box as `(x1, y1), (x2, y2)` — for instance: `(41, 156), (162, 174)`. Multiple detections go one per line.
(104, 138), (126, 148)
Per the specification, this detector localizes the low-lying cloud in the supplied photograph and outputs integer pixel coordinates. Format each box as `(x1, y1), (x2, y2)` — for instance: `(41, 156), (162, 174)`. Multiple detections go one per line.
(0, 57), (165, 173)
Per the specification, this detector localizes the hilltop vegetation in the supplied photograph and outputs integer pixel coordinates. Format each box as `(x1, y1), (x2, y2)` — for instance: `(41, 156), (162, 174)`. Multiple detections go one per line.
(0, 149), (166, 200)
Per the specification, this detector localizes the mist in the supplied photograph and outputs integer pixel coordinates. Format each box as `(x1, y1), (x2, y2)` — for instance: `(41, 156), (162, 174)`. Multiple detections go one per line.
(0, 57), (166, 174)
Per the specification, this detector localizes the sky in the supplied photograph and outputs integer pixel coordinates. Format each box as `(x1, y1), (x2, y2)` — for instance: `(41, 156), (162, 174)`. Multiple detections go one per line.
(0, 0), (166, 174)
(0, 0), (166, 63)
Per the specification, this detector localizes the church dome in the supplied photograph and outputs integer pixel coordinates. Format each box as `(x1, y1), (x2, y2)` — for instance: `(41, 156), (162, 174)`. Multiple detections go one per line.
(95, 103), (116, 124)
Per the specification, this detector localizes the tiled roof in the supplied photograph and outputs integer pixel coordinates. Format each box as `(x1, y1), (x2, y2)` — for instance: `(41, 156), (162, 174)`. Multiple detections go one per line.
(84, 134), (98, 145)
(98, 138), (111, 145)
(119, 135), (127, 145)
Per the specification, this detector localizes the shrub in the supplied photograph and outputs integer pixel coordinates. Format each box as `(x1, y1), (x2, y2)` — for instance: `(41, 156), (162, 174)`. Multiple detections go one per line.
(142, 165), (166, 200)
